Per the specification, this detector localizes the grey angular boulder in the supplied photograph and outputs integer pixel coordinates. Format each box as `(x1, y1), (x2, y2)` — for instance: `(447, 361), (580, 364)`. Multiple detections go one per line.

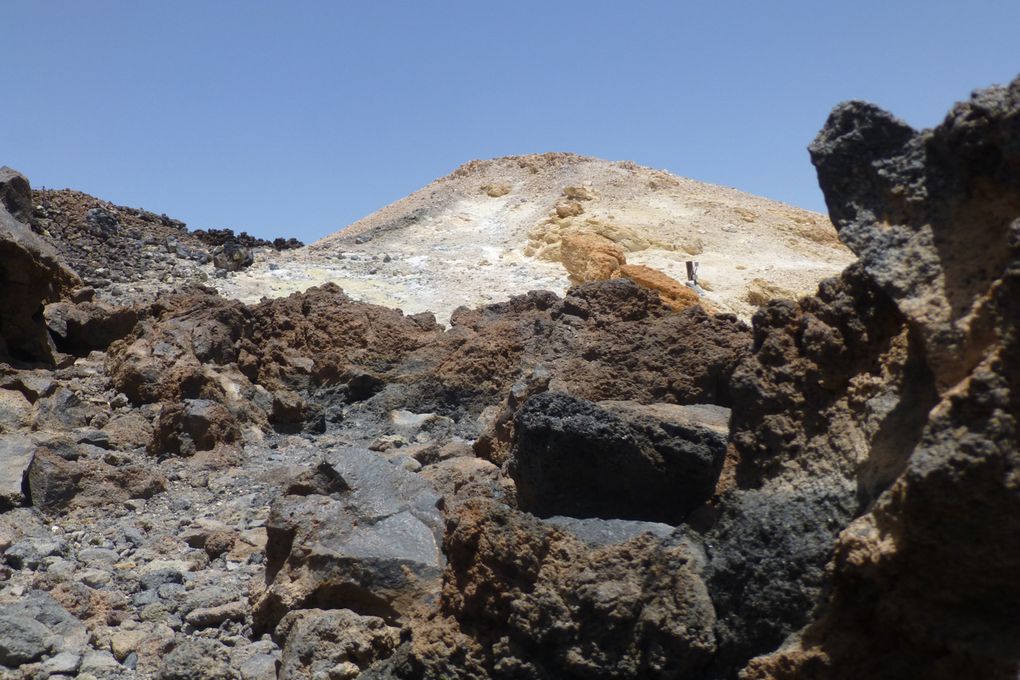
(509, 392), (729, 523)
(253, 447), (444, 633)
(0, 590), (87, 669)
(44, 300), (138, 355)
(0, 434), (35, 510)
(26, 447), (83, 511)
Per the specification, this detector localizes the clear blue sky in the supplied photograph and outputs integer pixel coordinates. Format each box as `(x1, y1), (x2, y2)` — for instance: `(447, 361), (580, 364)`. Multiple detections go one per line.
(5, 2), (1018, 242)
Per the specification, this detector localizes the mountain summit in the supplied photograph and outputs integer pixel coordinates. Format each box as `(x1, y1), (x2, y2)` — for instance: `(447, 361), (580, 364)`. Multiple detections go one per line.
(216, 153), (852, 320)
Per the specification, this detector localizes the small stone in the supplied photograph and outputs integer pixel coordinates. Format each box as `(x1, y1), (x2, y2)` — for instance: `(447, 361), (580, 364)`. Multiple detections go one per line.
(79, 649), (121, 673)
(184, 600), (247, 628)
(42, 651), (82, 674)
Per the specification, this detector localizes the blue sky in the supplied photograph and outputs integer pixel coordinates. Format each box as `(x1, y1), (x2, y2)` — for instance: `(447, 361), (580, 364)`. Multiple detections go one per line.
(5, 2), (1019, 242)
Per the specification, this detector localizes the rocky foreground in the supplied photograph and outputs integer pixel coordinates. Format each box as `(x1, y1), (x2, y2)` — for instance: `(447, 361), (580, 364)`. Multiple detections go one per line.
(0, 78), (1017, 680)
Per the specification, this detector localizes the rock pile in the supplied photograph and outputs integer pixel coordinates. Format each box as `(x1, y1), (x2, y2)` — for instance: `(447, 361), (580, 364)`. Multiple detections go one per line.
(0, 76), (1017, 679)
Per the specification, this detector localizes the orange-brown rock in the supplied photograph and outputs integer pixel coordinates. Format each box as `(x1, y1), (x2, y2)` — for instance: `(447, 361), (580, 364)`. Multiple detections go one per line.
(559, 232), (626, 283)
(408, 498), (717, 679)
(614, 263), (701, 311)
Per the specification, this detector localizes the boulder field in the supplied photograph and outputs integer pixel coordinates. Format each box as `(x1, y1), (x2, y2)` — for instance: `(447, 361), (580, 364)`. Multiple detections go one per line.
(0, 77), (1017, 679)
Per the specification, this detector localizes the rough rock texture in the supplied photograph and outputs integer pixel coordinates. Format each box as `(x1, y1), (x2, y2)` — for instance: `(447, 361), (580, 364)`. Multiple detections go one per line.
(30, 188), (210, 303)
(0, 166), (33, 222)
(148, 399), (242, 458)
(0, 590), (87, 668)
(559, 231), (701, 312)
(737, 75), (1020, 680)
(402, 498), (716, 679)
(613, 263), (702, 311)
(0, 179), (79, 365)
(560, 231), (626, 283)
(509, 393), (729, 523)
(0, 434), (35, 510)
(212, 242), (255, 271)
(253, 448), (445, 633)
(3, 77), (1015, 680)
(44, 300), (138, 355)
(276, 608), (401, 679)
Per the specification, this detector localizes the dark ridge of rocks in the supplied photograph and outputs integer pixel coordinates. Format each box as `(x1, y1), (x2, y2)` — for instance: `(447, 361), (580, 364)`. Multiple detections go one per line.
(739, 75), (1020, 680)
(29, 188), (211, 300)
(190, 227), (303, 251)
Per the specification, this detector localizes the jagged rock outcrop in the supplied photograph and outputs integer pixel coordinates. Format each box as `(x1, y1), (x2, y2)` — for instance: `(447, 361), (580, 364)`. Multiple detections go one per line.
(736, 77), (1020, 678)
(0, 167), (33, 222)
(0, 172), (79, 365)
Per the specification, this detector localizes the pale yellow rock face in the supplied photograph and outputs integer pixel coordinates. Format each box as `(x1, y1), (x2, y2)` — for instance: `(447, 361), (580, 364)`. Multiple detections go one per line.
(212, 153), (854, 322)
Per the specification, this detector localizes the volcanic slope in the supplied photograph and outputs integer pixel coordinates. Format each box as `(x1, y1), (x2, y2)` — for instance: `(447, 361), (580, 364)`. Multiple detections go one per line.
(215, 153), (853, 321)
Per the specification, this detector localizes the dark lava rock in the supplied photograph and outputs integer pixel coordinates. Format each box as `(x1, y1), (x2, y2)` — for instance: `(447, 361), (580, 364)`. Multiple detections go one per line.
(0, 179), (79, 365)
(0, 590), (87, 670)
(0, 166), (33, 222)
(44, 300), (138, 355)
(148, 398), (242, 457)
(509, 392), (728, 523)
(254, 447), (444, 633)
(212, 241), (255, 271)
